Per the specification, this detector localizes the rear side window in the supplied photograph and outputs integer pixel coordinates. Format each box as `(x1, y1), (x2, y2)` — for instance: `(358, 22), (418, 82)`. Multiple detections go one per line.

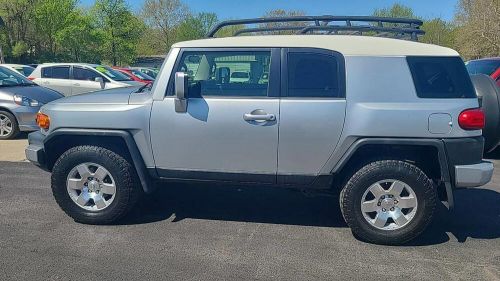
(42, 66), (70, 79)
(287, 52), (342, 98)
(407, 57), (476, 98)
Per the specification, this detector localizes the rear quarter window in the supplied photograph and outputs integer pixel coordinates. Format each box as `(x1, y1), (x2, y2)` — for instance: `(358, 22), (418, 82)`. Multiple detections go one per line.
(407, 56), (476, 99)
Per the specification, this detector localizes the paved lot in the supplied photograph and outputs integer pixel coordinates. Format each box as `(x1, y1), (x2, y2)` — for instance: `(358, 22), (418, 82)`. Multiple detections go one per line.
(0, 137), (28, 162)
(0, 142), (499, 280)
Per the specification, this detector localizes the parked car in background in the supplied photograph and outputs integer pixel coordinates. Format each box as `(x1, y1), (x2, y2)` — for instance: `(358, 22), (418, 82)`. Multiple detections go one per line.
(131, 67), (159, 79)
(112, 67), (155, 84)
(466, 58), (500, 87)
(0, 66), (62, 139)
(1, 64), (35, 77)
(28, 63), (143, 96)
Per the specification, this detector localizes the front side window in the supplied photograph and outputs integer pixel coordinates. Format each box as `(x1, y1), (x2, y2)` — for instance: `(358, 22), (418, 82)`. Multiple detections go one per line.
(42, 66), (70, 79)
(73, 67), (101, 81)
(172, 51), (271, 97)
(407, 56), (476, 99)
(0, 66), (34, 86)
(287, 52), (341, 98)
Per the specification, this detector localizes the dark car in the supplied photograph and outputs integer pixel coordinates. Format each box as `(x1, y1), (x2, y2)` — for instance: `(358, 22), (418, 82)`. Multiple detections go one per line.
(0, 66), (63, 139)
(467, 58), (500, 87)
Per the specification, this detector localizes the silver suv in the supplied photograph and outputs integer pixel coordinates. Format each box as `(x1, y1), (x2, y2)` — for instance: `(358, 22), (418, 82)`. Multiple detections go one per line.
(25, 17), (494, 245)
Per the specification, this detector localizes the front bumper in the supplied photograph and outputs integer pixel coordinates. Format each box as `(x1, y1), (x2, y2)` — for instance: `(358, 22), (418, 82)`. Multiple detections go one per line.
(25, 131), (47, 170)
(455, 161), (494, 188)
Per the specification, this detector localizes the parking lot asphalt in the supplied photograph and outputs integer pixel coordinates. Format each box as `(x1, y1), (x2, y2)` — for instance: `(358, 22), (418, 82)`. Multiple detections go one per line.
(0, 149), (499, 280)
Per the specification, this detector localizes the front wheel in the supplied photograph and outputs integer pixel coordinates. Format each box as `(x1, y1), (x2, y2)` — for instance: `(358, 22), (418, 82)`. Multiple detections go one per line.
(0, 110), (19, 140)
(51, 145), (141, 224)
(340, 160), (437, 245)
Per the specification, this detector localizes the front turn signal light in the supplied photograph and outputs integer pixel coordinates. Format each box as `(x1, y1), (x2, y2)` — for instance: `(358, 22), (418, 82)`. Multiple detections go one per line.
(36, 112), (50, 130)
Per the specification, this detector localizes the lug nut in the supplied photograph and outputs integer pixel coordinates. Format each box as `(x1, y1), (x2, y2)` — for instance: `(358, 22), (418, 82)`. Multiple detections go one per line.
(394, 200), (398, 204)
(382, 208), (386, 212)
(390, 207), (394, 211)
(377, 202), (381, 206)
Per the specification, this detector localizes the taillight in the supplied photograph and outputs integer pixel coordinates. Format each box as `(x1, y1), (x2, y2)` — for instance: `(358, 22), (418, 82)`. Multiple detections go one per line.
(27, 77), (35, 81)
(36, 112), (50, 130)
(458, 108), (485, 130)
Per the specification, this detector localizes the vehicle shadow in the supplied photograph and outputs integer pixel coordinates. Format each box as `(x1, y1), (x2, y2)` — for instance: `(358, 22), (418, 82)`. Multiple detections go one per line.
(121, 182), (500, 246)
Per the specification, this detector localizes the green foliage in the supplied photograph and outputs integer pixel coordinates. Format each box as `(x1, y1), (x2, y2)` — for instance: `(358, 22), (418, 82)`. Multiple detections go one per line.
(11, 41), (28, 57)
(373, 3), (417, 19)
(421, 18), (456, 48)
(93, 0), (144, 65)
(176, 12), (218, 41)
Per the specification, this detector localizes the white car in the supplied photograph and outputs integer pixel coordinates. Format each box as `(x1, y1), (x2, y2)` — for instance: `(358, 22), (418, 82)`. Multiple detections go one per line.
(1, 64), (35, 77)
(28, 63), (143, 96)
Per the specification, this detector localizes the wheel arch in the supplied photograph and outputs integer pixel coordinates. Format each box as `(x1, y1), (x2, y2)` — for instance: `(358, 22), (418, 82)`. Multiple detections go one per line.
(331, 138), (454, 209)
(43, 129), (154, 194)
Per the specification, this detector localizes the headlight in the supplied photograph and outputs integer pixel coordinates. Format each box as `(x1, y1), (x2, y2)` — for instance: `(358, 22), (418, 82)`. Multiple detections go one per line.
(13, 95), (41, 107)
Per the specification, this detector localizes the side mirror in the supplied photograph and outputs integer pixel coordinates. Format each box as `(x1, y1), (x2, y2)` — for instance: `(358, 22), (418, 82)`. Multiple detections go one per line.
(174, 72), (189, 113)
(95, 77), (105, 89)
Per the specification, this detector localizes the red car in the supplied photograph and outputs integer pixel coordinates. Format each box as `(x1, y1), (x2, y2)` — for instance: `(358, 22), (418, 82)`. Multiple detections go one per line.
(466, 58), (500, 87)
(112, 67), (155, 84)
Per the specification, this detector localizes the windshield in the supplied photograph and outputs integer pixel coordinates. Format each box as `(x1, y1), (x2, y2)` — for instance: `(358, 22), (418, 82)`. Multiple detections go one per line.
(131, 69), (154, 81)
(466, 60), (500, 76)
(94, 66), (133, 81)
(0, 66), (35, 87)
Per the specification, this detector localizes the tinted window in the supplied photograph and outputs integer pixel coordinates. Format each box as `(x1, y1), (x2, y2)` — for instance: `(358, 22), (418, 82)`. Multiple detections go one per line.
(171, 51), (271, 97)
(407, 57), (476, 98)
(94, 66), (132, 81)
(73, 67), (101, 81)
(42, 66), (70, 79)
(288, 53), (341, 98)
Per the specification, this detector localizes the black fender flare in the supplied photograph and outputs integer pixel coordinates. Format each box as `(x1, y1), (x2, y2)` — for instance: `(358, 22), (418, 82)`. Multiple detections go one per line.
(330, 138), (454, 209)
(44, 129), (154, 194)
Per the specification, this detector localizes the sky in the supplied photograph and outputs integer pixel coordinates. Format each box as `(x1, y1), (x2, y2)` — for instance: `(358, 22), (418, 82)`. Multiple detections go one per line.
(81, 0), (459, 21)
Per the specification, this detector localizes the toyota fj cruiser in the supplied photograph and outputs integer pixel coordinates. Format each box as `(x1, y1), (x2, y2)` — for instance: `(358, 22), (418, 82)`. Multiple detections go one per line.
(25, 16), (494, 245)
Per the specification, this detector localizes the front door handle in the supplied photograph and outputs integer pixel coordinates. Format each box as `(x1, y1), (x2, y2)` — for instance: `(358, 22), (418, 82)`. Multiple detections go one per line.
(243, 109), (276, 122)
(73, 83), (80, 86)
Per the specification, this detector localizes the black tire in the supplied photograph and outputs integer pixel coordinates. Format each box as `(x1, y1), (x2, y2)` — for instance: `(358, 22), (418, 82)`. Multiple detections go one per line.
(0, 110), (20, 140)
(340, 160), (437, 245)
(51, 145), (141, 224)
(471, 74), (500, 153)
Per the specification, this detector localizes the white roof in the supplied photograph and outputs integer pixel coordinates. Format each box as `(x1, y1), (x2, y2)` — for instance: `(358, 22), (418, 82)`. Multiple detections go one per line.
(173, 35), (458, 57)
(1, 64), (33, 68)
(38, 63), (99, 67)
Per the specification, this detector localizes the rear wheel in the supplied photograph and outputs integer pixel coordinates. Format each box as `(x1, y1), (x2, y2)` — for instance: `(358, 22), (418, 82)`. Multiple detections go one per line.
(340, 160), (437, 245)
(0, 110), (19, 140)
(51, 145), (141, 224)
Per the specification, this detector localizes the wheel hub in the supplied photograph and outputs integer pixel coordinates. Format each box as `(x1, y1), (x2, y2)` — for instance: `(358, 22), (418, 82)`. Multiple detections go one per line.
(361, 179), (418, 230)
(66, 162), (117, 211)
(87, 180), (100, 193)
(380, 198), (396, 210)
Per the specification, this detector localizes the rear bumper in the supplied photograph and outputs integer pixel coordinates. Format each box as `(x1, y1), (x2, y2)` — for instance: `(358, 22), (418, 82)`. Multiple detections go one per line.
(455, 161), (494, 188)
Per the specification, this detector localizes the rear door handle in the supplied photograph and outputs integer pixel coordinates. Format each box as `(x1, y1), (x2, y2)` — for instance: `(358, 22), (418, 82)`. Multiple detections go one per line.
(73, 83), (80, 86)
(243, 109), (276, 122)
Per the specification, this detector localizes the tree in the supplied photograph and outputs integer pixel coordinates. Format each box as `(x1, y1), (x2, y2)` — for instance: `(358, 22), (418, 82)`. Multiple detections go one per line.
(260, 9), (306, 35)
(93, 0), (144, 66)
(55, 10), (103, 62)
(141, 0), (189, 50)
(33, 0), (79, 60)
(454, 0), (500, 59)
(175, 12), (218, 41)
(421, 18), (456, 48)
(372, 3), (416, 19)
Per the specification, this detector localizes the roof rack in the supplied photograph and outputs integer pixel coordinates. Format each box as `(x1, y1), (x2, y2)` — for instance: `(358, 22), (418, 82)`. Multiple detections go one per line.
(207, 16), (425, 41)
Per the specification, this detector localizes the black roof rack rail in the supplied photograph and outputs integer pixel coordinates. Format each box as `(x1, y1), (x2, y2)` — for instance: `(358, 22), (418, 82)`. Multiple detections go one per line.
(207, 15), (425, 41)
